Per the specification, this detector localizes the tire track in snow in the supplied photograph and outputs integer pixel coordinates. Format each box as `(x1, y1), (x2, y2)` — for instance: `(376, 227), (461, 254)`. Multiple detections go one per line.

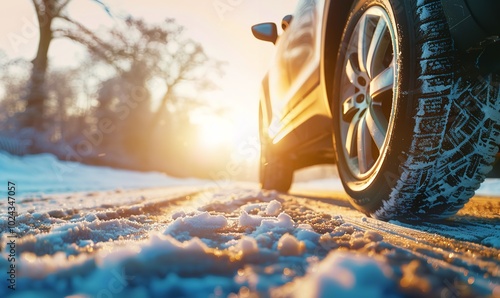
(1, 186), (498, 297)
(284, 193), (499, 295)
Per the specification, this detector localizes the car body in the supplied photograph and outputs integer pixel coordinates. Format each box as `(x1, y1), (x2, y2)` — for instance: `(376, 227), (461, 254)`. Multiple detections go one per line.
(253, 0), (500, 219)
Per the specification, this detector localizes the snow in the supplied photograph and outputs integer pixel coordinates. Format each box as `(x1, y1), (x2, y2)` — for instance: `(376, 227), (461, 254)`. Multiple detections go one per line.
(0, 152), (499, 297)
(164, 212), (228, 235)
(240, 200), (282, 215)
(1, 189), (318, 297)
(0, 151), (204, 198)
(238, 200), (283, 227)
(290, 251), (395, 298)
(293, 178), (345, 192)
(277, 234), (305, 256)
(1, 185), (499, 297)
(235, 236), (259, 256)
(265, 200), (282, 216)
(255, 212), (296, 232)
(239, 210), (267, 227)
(294, 177), (500, 198)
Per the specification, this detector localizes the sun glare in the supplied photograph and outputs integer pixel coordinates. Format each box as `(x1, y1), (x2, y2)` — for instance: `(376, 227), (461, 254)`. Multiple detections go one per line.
(197, 116), (235, 149)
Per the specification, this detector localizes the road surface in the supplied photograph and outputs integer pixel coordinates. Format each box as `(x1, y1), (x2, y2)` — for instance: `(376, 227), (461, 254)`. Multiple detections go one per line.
(1, 185), (499, 297)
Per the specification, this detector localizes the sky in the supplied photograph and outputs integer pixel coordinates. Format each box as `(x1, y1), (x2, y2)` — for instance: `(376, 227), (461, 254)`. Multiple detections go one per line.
(0, 0), (298, 149)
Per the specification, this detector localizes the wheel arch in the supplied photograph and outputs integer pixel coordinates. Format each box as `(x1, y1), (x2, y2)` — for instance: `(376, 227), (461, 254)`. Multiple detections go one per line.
(321, 0), (355, 114)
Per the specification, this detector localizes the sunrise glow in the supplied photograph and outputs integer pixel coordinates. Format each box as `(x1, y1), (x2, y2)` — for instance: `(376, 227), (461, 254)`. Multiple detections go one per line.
(197, 115), (236, 149)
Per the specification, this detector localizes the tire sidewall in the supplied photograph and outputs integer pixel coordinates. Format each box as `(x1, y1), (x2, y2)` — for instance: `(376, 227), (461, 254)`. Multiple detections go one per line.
(332, 0), (419, 213)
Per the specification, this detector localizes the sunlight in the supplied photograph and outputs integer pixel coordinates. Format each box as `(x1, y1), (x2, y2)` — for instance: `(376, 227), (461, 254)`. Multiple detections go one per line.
(197, 115), (235, 149)
(0, 0), (295, 180)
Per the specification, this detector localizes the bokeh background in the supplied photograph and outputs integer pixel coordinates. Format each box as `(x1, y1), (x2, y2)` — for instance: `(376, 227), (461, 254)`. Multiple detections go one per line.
(0, 0), (304, 180)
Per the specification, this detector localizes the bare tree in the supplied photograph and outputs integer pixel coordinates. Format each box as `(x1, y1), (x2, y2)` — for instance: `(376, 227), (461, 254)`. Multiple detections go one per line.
(22, 0), (110, 129)
(50, 16), (224, 168)
(22, 0), (69, 129)
(57, 17), (223, 131)
(151, 38), (224, 131)
(0, 57), (31, 130)
(44, 68), (79, 141)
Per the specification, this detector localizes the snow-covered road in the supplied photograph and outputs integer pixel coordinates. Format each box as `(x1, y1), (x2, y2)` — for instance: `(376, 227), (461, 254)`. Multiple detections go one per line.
(1, 152), (499, 297)
(1, 185), (499, 298)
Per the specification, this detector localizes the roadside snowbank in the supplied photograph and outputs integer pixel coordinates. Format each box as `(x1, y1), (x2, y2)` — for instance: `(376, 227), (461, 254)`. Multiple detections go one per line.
(0, 151), (203, 198)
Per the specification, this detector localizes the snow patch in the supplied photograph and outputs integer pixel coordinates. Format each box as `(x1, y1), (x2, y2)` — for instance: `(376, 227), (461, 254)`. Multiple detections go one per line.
(291, 251), (394, 298)
(240, 200), (281, 216)
(238, 204), (295, 229)
(277, 234), (305, 256)
(265, 200), (282, 216)
(164, 212), (228, 235)
(257, 213), (295, 232)
(239, 210), (267, 228)
(235, 236), (260, 256)
(0, 151), (203, 198)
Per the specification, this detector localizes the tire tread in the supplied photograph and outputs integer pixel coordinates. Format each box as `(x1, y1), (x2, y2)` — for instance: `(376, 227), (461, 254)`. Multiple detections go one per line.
(374, 0), (500, 219)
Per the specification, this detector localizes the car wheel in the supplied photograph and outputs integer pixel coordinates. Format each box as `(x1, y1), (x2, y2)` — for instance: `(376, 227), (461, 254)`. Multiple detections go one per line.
(332, 0), (500, 219)
(259, 152), (293, 193)
(259, 105), (294, 192)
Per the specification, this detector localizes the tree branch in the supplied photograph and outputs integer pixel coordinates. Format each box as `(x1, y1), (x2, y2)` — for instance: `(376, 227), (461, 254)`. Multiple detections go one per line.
(32, 0), (42, 14)
(92, 0), (112, 17)
(54, 0), (72, 16)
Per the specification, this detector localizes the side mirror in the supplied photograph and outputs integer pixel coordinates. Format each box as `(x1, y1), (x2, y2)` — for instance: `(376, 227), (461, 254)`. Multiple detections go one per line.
(251, 23), (278, 44)
(282, 15), (293, 30)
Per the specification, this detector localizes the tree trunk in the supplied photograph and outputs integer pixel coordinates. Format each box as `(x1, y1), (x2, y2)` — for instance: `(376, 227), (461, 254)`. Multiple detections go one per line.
(22, 1), (54, 129)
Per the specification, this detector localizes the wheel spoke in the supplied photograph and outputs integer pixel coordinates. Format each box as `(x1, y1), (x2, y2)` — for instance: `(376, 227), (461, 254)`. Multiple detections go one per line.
(343, 95), (357, 118)
(345, 113), (362, 157)
(342, 93), (365, 120)
(366, 106), (388, 150)
(357, 115), (374, 174)
(357, 15), (368, 74)
(366, 17), (389, 79)
(370, 62), (394, 100)
(345, 57), (358, 84)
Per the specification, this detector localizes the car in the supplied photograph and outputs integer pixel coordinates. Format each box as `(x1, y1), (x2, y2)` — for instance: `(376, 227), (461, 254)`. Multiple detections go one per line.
(252, 0), (500, 220)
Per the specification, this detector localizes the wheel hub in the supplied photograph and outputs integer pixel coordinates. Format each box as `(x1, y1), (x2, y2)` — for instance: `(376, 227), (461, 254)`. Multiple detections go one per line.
(338, 6), (398, 179)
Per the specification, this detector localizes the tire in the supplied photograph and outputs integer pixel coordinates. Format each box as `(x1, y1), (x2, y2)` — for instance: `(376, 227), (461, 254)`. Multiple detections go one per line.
(332, 0), (500, 220)
(259, 105), (294, 192)
(259, 153), (293, 193)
